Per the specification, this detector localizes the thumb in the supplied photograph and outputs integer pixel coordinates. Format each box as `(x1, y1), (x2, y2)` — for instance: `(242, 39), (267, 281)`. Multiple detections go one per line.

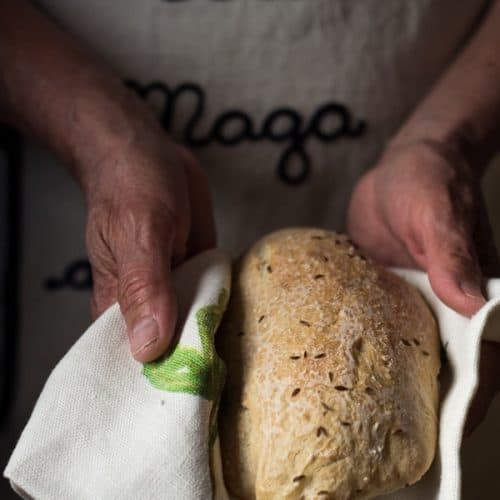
(422, 221), (486, 317)
(117, 211), (180, 363)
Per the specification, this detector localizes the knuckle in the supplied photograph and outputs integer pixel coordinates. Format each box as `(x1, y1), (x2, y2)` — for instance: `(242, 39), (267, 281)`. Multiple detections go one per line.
(85, 200), (113, 250)
(86, 200), (123, 263)
(93, 278), (118, 308)
(120, 202), (177, 254)
(447, 248), (474, 270)
(88, 200), (177, 259)
(118, 268), (156, 315)
(86, 195), (181, 285)
(442, 238), (479, 274)
(422, 191), (475, 238)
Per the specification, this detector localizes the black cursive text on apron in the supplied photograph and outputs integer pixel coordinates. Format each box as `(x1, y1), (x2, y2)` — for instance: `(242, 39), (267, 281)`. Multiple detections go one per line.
(125, 80), (367, 185)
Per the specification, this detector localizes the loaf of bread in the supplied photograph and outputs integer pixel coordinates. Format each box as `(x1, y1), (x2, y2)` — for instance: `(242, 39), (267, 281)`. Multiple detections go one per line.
(217, 228), (440, 500)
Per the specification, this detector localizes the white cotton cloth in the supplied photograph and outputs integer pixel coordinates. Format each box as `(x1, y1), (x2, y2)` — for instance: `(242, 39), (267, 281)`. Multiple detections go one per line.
(4, 260), (500, 500)
(4, 249), (232, 500)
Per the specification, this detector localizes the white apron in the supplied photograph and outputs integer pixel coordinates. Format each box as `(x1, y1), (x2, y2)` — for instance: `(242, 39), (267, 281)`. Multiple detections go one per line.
(35, 0), (491, 253)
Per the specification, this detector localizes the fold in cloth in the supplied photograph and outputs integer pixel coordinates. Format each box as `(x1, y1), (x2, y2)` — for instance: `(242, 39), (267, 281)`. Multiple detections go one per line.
(382, 270), (500, 500)
(4, 256), (500, 499)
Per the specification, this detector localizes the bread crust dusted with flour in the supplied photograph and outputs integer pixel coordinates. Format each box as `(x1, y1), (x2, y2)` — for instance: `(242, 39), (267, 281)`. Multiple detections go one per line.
(218, 228), (440, 500)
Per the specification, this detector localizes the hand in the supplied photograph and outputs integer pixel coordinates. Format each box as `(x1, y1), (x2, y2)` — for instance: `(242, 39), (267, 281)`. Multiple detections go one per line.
(82, 98), (215, 363)
(0, 0), (214, 364)
(347, 138), (500, 435)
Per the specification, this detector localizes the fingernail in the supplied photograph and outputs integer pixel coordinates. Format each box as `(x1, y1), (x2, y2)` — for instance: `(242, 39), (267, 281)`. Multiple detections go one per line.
(131, 317), (159, 355)
(460, 280), (486, 302)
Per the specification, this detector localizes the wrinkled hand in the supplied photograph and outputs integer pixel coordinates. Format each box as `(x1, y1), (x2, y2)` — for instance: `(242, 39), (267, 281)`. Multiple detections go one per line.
(347, 139), (500, 435)
(82, 104), (215, 363)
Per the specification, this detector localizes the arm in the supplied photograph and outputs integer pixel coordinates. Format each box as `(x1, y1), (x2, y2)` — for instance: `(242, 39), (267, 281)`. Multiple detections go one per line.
(389, 0), (500, 175)
(0, 0), (216, 362)
(0, 0), (149, 191)
(0, 0), (128, 187)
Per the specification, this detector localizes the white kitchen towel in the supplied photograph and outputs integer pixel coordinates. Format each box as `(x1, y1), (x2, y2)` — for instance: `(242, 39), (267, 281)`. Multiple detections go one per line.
(381, 270), (500, 500)
(5, 263), (500, 500)
(4, 248), (231, 500)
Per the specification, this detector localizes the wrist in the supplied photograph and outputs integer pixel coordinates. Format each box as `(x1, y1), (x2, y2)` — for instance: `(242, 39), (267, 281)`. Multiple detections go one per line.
(385, 123), (478, 179)
(387, 115), (493, 179)
(372, 136), (481, 200)
(65, 78), (160, 195)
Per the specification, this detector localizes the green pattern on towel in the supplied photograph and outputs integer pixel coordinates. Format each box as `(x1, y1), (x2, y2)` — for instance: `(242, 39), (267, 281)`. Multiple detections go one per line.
(143, 288), (228, 447)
